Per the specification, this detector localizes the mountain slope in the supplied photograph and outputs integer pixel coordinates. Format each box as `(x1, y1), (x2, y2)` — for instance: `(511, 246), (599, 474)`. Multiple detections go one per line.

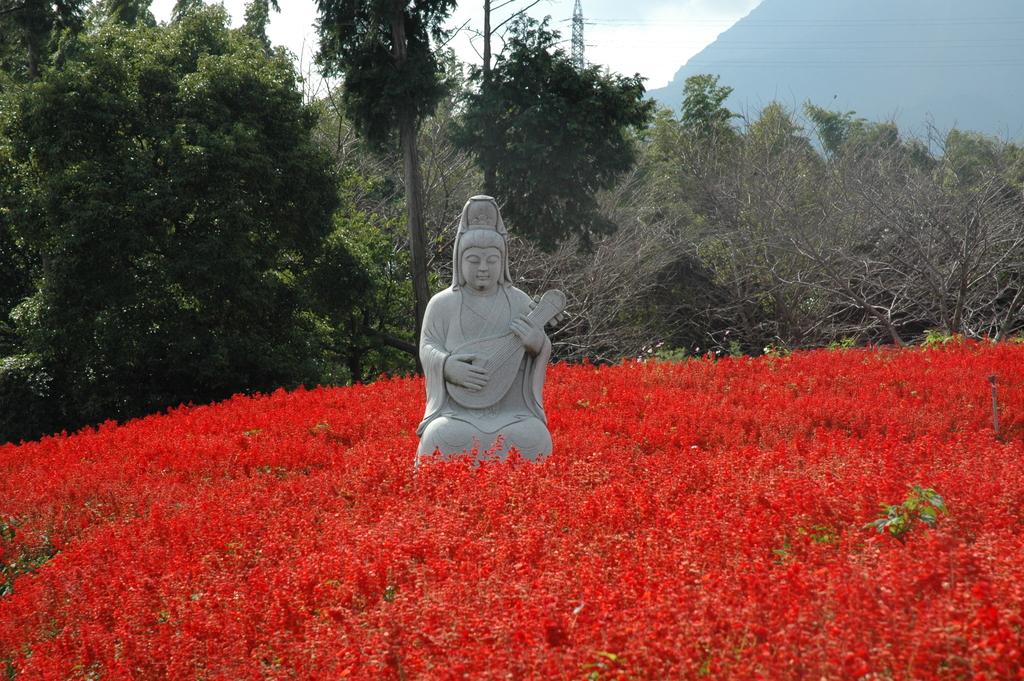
(648, 0), (1024, 139)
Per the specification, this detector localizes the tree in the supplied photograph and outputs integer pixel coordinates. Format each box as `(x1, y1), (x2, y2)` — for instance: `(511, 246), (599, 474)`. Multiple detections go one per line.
(473, 0), (541, 195)
(171, 0), (203, 22)
(0, 0), (87, 80)
(0, 142), (33, 358)
(315, 0), (457, 359)
(943, 128), (1003, 187)
(804, 103), (860, 157)
(305, 58), (485, 381)
(455, 17), (653, 250)
(103, 0), (155, 26)
(805, 103), (906, 161)
(241, 0), (279, 53)
(1, 6), (362, 443)
(508, 169), (695, 362)
(651, 93), (1024, 351)
(680, 73), (738, 139)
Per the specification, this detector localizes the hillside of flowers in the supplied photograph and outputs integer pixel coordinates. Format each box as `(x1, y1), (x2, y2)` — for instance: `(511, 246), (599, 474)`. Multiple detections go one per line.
(2, 342), (1024, 679)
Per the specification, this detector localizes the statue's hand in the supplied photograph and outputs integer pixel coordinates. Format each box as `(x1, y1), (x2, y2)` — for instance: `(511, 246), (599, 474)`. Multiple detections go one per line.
(511, 315), (545, 355)
(444, 353), (489, 391)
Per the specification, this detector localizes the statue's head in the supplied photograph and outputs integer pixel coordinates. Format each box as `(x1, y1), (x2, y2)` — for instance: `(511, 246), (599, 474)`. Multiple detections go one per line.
(452, 195), (512, 290)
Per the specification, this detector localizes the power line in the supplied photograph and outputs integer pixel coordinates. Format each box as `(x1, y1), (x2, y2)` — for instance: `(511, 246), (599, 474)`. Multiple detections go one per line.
(595, 40), (1024, 50)
(596, 38), (1024, 44)
(668, 60), (1024, 68)
(587, 17), (1024, 26)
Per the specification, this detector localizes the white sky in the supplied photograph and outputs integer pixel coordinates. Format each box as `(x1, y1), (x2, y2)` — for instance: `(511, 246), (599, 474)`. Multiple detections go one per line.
(149, 0), (762, 90)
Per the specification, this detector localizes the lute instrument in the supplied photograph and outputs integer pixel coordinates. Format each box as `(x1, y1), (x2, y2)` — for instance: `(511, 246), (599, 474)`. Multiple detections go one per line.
(446, 289), (566, 409)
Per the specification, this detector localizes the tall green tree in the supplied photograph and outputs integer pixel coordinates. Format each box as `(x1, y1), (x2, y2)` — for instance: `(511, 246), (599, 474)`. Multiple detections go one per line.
(455, 17), (653, 250)
(805, 103), (908, 161)
(0, 141), (32, 358)
(1, 6), (361, 443)
(242, 0), (279, 53)
(943, 129), (1003, 187)
(103, 0), (155, 26)
(804, 104), (861, 157)
(680, 73), (738, 139)
(170, 0), (203, 22)
(0, 0), (87, 80)
(315, 0), (457, 356)
(476, 0), (540, 195)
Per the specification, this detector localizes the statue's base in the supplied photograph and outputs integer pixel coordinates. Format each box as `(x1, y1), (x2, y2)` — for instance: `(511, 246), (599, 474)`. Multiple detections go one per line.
(416, 416), (552, 464)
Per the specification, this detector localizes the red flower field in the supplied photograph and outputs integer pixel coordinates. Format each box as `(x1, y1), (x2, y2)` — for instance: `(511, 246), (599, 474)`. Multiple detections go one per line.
(2, 343), (1024, 679)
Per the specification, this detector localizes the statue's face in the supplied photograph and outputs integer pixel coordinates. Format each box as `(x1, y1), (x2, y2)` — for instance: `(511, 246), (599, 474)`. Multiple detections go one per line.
(461, 246), (502, 293)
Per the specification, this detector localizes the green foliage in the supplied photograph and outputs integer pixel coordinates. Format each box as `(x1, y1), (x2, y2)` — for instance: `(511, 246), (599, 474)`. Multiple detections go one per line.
(681, 73), (738, 138)
(310, 174), (417, 383)
(241, 0), (279, 52)
(1, 7), (363, 443)
(748, 102), (811, 158)
(0, 140), (34, 356)
(171, 0), (204, 23)
(805, 103), (907, 161)
(315, 0), (456, 148)
(0, 517), (58, 597)
(866, 485), (948, 542)
(799, 524), (838, 544)
(804, 104), (860, 157)
(102, 0), (156, 27)
(826, 337), (857, 351)
(339, 173), (418, 375)
(637, 106), (718, 223)
(652, 346), (690, 363)
(0, 354), (61, 443)
(582, 651), (629, 680)
(922, 330), (963, 347)
(943, 129), (1003, 187)
(455, 17), (653, 250)
(306, 76), (476, 378)
(0, 0), (88, 80)
(315, 0), (454, 350)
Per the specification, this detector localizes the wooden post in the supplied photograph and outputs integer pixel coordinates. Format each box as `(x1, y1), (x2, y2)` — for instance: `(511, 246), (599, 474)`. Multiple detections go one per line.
(988, 374), (1000, 438)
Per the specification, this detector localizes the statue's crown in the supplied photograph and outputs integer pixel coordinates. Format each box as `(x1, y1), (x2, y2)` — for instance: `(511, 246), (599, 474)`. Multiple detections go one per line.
(459, 195), (507, 235)
(451, 195), (511, 289)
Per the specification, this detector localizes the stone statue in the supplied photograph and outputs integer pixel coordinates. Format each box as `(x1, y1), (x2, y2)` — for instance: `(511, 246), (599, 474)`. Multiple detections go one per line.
(417, 195), (565, 464)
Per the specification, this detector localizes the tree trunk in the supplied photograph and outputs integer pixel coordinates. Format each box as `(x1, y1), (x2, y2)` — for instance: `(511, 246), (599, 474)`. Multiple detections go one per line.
(26, 36), (40, 81)
(346, 315), (364, 383)
(951, 212), (976, 335)
(483, 0), (491, 76)
(481, 0), (497, 195)
(997, 286), (1024, 340)
(399, 112), (429, 371)
(390, 8), (429, 372)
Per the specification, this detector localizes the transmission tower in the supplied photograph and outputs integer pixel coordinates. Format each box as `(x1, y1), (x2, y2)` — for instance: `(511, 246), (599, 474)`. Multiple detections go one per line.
(571, 0), (585, 69)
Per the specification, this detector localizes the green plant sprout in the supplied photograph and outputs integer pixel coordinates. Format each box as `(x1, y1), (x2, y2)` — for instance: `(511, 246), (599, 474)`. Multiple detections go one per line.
(922, 330), (962, 347)
(582, 651), (628, 680)
(865, 485), (948, 542)
(826, 336), (857, 351)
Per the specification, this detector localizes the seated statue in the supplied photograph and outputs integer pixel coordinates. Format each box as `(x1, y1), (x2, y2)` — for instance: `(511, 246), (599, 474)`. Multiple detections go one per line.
(416, 195), (564, 464)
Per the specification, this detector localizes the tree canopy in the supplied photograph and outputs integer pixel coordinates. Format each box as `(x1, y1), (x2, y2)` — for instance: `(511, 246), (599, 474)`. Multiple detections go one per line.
(315, 0), (458, 357)
(0, 5), (362, 442)
(315, 0), (456, 147)
(0, 0), (88, 80)
(680, 73), (738, 139)
(455, 17), (653, 250)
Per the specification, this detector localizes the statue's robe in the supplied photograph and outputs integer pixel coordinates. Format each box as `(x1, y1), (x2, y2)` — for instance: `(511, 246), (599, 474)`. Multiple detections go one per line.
(417, 285), (552, 461)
